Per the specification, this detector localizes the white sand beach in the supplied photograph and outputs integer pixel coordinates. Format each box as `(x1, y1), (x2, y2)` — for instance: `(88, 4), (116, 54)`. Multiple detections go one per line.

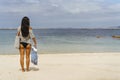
(0, 53), (120, 80)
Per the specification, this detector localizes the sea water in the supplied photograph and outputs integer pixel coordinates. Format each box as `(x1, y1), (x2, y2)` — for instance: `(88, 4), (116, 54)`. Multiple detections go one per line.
(0, 29), (120, 54)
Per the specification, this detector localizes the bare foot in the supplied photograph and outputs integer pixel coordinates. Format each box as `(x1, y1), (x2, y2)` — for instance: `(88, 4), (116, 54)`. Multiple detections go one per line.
(26, 69), (30, 72)
(22, 69), (25, 72)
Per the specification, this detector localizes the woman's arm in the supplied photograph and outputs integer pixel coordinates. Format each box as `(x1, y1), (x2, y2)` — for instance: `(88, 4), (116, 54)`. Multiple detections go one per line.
(32, 37), (37, 48)
(16, 31), (20, 36)
(29, 27), (37, 48)
(17, 26), (20, 36)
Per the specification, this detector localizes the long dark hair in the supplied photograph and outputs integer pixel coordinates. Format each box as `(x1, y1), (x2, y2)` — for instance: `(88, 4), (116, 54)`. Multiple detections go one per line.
(21, 16), (30, 37)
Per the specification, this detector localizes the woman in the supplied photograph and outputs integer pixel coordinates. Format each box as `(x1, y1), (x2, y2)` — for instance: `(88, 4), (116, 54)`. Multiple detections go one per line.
(17, 16), (37, 72)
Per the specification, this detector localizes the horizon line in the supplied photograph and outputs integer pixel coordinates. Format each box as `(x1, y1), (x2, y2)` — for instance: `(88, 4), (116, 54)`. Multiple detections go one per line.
(0, 27), (120, 30)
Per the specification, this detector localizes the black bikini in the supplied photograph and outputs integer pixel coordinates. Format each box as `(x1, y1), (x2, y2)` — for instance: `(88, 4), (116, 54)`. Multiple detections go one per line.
(20, 42), (29, 48)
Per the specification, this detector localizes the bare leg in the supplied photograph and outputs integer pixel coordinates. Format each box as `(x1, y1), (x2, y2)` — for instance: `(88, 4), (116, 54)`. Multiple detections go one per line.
(26, 44), (31, 71)
(19, 44), (25, 72)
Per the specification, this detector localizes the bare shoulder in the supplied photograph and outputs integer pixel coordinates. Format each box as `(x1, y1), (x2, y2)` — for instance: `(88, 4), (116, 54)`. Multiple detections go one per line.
(29, 27), (32, 30)
(17, 26), (21, 31)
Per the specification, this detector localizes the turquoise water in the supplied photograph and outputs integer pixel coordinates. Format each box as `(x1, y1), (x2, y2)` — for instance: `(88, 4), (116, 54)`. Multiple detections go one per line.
(0, 29), (120, 54)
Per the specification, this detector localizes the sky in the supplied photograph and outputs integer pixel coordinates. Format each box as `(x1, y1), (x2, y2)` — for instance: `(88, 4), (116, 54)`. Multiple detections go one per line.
(0, 0), (120, 28)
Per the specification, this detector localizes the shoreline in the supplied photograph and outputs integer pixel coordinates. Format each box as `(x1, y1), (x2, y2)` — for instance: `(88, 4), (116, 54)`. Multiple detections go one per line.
(1, 52), (120, 55)
(0, 53), (120, 80)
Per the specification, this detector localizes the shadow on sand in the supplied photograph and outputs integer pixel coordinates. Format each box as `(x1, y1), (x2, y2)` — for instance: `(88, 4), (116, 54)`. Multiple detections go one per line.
(29, 67), (39, 71)
(19, 67), (39, 72)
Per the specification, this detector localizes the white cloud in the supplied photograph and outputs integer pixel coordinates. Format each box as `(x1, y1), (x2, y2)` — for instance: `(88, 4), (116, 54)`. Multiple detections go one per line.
(49, 0), (104, 14)
(0, 4), (42, 13)
(0, 0), (109, 14)
(108, 3), (120, 12)
(0, 0), (118, 14)
(62, 2), (102, 14)
(0, 0), (120, 28)
(24, 0), (40, 3)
